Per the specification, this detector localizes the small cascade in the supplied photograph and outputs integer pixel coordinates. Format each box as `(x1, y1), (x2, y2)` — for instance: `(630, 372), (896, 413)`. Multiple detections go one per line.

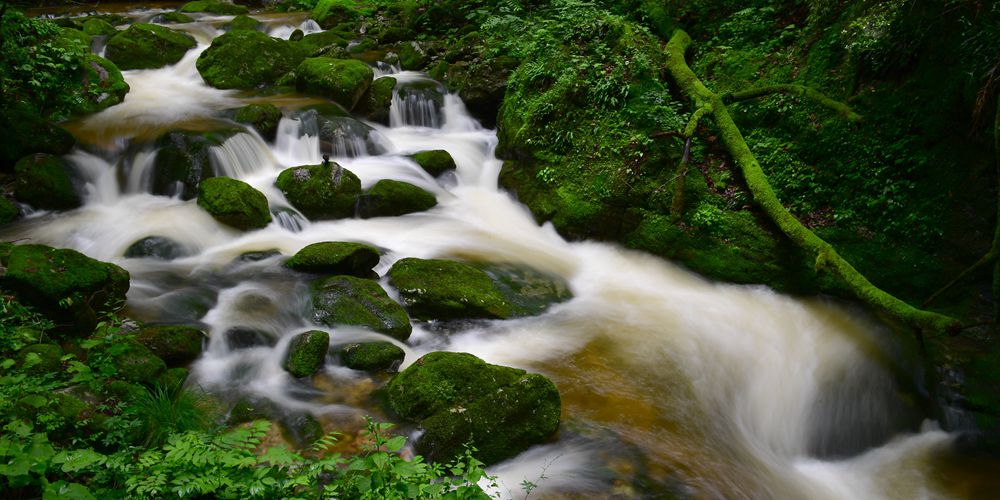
(374, 62), (401, 77)
(209, 132), (276, 179)
(69, 149), (119, 204)
(389, 78), (446, 128)
(268, 18), (322, 39)
(273, 209), (308, 232)
(273, 117), (322, 166)
(124, 149), (159, 194)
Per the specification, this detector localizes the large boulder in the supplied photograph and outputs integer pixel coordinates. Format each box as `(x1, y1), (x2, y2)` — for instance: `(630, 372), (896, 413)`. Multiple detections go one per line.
(409, 149), (456, 177)
(340, 342), (404, 372)
(283, 330), (329, 377)
(197, 177), (272, 230)
(226, 14), (262, 32)
(387, 258), (513, 321)
(82, 18), (118, 37)
(13, 154), (81, 210)
(311, 275), (412, 341)
(355, 76), (396, 125)
(151, 128), (242, 199)
(387, 352), (561, 465)
(78, 55), (130, 115)
(105, 23), (196, 70)
(358, 179), (437, 218)
(275, 162), (361, 220)
(0, 244), (129, 336)
(294, 58), (373, 111)
(233, 103), (282, 141)
(179, 0), (249, 15)
(285, 241), (380, 276)
(135, 325), (206, 368)
(197, 30), (308, 89)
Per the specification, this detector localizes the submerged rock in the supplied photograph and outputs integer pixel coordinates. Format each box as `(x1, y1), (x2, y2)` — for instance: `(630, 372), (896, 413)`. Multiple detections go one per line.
(233, 103), (283, 142)
(311, 275), (412, 341)
(409, 149), (456, 177)
(197, 30), (308, 89)
(275, 162), (361, 220)
(135, 325), (206, 368)
(105, 23), (196, 70)
(224, 327), (277, 349)
(387, 351), (561, 465)
(477, 263), (573, 317)
(387, 258), (513, 321)
(179, 0), (249, 15)
(340, 342), (404, 372)
(13, 154), (81, 210)
(283, 330), (329, 377)
(285, 241), (380, 276)
(358, 179), (437, 218)
(124, 236), (188, 260)
(196, 176), (272, 230)
(294, 58), (374, 111)
(297, 106), (384, 157)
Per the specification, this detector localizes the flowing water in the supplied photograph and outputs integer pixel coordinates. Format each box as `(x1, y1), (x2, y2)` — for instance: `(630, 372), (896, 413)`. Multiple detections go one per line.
(6, 9), (998, 499)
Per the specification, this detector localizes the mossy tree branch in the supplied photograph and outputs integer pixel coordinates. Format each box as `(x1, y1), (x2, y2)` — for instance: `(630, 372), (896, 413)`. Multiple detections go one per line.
(670, 104), (711, 223)
(722, 85), (863, 122)
(664, 29), (960, 335)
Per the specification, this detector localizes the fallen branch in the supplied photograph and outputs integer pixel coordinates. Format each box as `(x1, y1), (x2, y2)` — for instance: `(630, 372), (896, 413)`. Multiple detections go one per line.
(722, 84), (863, 122)
(670, 105), (711, 222)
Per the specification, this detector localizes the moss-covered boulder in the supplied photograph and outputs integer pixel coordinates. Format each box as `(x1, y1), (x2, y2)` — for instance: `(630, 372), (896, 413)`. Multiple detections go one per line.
(0, 102), (75, 172)
(0, 244), (129, 336)
(311, 275), (412, 341)
(155, 11), (195, 24)
(227, 14), (262, 32)
(197, 177), (272, 230)
(476, 264), (573, 317)
(111, 340), (168, 384)
(387, 351), (560, 465)
(136, 325), (206, 368)
(294, 58), (373, 111)
(283, 330), (329, 377)
(286, 241), (380, 276)
(234, 103), (283, 141)
(13, 154), (81, 210)
(387, 258), (513, 321)
(298, 30), (350, 54)
(59, 27), (91, 48)
(78, 55), (130, 115)
(296, 106), (384, 157)
(124, 236), (188, 260)
(275, 162), (361, 220)
(0, 197), (19, 224)
(82, 18), (118, 36)
(340, 342), (405, 372)
(197, 30), (308, 89)
(398, 42), (426, 70)
(358, 179), (437, 218)
(409, 149), (456, 177)
(151, 128), (242, 199)
(105, 23), (196, 70)
(355, 76), (395, 125)
(179, 0), (249, 15)
(18, 344), (63, 375)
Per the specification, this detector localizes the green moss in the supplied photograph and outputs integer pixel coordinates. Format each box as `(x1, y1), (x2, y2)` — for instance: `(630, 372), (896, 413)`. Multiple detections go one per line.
(475, 263), (573, 317)
(227, 14), (262, 32)
(340, 342), (405, 372)
(298, 30), (350, 53)
(180, 0), (249, 15)
(158, 367), (190, 394)
(18, 343), (63, 375)
(355, 76), (396, 125)
(78, 54), (130, 115)
(105, 23), (196, 70)
(59, 27), (91, 48)
(387, 258), (513, 321)
(285, 241), (380, 276)
(197, 30), (309, 90)
(398, 42), (425, 70)
(0, 197), (18, 224)
(82, 18), (117, 36)
(112, 340), (168, 384)
(275, 162), (361, 220)
(294, 58), (374, 111)
(358, 179), (437, 218)
(13, 153), (80, 210)
(311, 275), (412, 341)
(159, 11), (195, 24)
(283, 330), (329, 378)
(233, 103), (282, 141)
(409, 150), (455, 177)
(136, 325), (206, 368)
(197, 176), (273, 230)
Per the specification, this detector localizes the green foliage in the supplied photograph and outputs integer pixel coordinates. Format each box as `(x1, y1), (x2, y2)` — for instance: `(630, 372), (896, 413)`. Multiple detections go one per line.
(124, 385), (217, 448)
(0, 295), (53, 353)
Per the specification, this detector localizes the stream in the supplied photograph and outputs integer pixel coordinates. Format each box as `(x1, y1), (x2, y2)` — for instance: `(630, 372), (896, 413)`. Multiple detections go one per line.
(3, 8), (994, 499)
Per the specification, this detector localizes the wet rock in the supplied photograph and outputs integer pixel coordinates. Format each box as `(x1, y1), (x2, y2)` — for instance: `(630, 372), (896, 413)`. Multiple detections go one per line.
(155, 11), (195, 24)
(294, 58), (373, 111)
(297, 106), (384, 157)
(358, 179), (437, 218)
(105, 23), (196, 70)
(280, 412), (325, 448)
(0, 103), (75, 172)
(111, 340), (168, 384)
(340, 342), (405, 372)
(395, 79), (446, 126)
(444, 56), (519, 128)
(355, 76), (396, 125)
(311, 275), (412, 341)
(233, 103), (283, 141)
(235, 249), (282, 262)
(298, 30), (350, 54)
(283, 330), (329, 377)
(13, 154), (81, 210)
(227, 14), (262, 32)
(78, 55), (130, 115)
(124, 236), (188, 260)
(476, 263), (573, 317)
(151, 128), (242, 200)
(275, 162), (362, 220)
(398, 41), (426, 70)
(0, 244), (129, 336)
(387, 258), (513, 321)
(197, 177), (273, 230)
(409, 149), (456, 177)
(17, 344), (63, 375)
(135, 325), (206, 368)
(289, 29), (304, 42)
(197, 30), (309, 89)
(387, 351), (561, 465)
(179, 0), (249, 15)
(82, 18), (117, 36)
(0, 197), (18, 224)
(224, 327), (277, 349)
(286, 241), (380, 276)
(228, 397), (274, 423)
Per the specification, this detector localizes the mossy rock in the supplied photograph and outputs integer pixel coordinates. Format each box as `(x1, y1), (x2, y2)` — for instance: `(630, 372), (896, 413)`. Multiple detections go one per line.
(387, 258), (513, 321)
(227, 14), (262, 32)
(358, 179), (437, 218)
(124, 236), (188, 260)
(275, 162), (361, 220)
(59, 27), (91, 48)
(78, 55), (130, 115)
(151, 128), (242, 199)
(387, 351), (560, 465)
(443, 56), (518, 128)
(311, 275), (412, 341)
(156, 11), (195, 24)
(409, 149), (456, 177)
(228, 397), (274, 424)
(0, 244), (129, 336)
(105, 380), (147, 402)
(105, 23), (196, 70)
(197, 177), (273, 230)
(111, 340), (168, 384)
(289, 29), (304, 42)
(398, 42), (426, 70)
(340, 342), (405, 372)
(298, 30), (350, 53)
(158, 367), (189, 393)
(286, 241), (380, 276)
(82, 18), (118, 36)
(283, 330), (329, 377)
(355, 76), (396, 125)
(136, 325), (206, 368)
(294, 58), (373, 111)
(0, 197), (19, 224)
(0, 102), (75, 172)
(233, 103), (283, 141)
(197, 30), (309, 89)
(13, 154), (81, 210)
(475, 263), (573, 317)
(180, 0), (249, 15)
(280, 412), (325, 449)
(18, 344), (63, 375)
